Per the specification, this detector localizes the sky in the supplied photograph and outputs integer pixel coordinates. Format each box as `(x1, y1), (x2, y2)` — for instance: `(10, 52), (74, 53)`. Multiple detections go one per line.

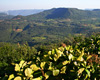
(0, 0), (100, 11)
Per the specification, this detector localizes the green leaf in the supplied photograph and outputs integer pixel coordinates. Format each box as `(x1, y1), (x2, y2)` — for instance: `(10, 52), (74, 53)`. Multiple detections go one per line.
(85, 69), (90, 77)
(53, 69), (59, 76)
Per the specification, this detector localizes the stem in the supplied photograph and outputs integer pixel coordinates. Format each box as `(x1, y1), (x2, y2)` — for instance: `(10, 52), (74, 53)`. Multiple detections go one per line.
(40, 68), (46, 80)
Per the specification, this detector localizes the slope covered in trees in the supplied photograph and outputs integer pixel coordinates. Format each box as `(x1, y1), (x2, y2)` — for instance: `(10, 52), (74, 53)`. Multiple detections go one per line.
(1, 8), (100, 46)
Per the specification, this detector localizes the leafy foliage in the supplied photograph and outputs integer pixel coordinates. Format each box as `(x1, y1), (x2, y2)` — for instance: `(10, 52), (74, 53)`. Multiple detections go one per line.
(1, 36), (100, 80)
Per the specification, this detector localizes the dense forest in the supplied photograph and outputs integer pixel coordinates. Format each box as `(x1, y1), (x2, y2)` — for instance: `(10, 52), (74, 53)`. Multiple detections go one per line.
(0, 8), (100, 79)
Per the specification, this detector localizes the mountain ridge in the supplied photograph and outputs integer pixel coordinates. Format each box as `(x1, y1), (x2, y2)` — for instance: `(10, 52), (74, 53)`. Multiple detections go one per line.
(23, 8), (100, 20)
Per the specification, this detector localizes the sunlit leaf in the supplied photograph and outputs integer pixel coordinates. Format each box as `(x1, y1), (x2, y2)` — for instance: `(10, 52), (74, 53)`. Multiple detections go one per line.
(32, 77), (42, 80)
(60, 66), (66, 74)
(85, 69), (90, 77)
(19, 60), (25, 68)
(37, 57), (40, 61)
(77, 56), (84, 61)
(48, 62), (54, 71)
(27, 61), (32, 64)
(44, 55), (48, 57)
(54, 54), (58, 61)
(52, 49), (55, 55)
(40, 62), (46, 70)
(8, 74), (14, 80)
(44, 71), (51, 79)
(77, 68), (85, 75)
(68, 54), (74, 60)
(30, 64), (39, 71)
(48, 66), (54, 71)
(22, 62), (27, 68)
(48, 51), (51, 55)
(24, 68), (33, 77)
(56, 49), (63, 57)
(53, 69), (59, 76)
(58, 47), (64, 52)
(86, 55), (92, 60)
(62, 60), (70, 65)
(74, 61), (78, 66)
(14, 76), (22, 80)
(15, 64), (20, 71)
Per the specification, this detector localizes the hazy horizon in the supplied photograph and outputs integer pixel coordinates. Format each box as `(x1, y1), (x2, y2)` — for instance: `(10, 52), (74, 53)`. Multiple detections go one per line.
(0, 0), (100, 11)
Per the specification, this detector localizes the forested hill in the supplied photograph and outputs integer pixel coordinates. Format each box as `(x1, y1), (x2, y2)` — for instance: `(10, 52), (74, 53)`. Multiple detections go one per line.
(1, 8), (100, 46)
(25, 8), (100, 20)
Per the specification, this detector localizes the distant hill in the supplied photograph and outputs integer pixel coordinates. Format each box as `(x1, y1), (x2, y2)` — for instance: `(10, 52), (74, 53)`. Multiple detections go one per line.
(7, 9), (45, 16)
(0, 9), (45, 20)
(26, 8), (100, 20)
(0, 13), (13, 20)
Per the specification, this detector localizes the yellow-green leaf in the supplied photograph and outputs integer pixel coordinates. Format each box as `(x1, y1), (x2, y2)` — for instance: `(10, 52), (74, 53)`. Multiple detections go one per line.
(58, 47), (64, 52)
(40, 62), (46, 69)
(8, 74), (14, 80)
(56, 49), (63, 57)
(44, 71), (51, 79)
(54, 54), (58, 61)
(77, 68), (85, 75)
(60, 66), (66, 74)
(14, 76), (22, 80)
(77, 56), (84, 61)
(86, 55), (92, 60)
(27, 61), (32, 64)
(24, 68), (33, 77)
(53, 69), (59, 76)
(68, 54), (74, 60)
(19, 60), (25, 68)
(85, 69), (90, 77)
(62, 60), (70, 65)
(30, 64), (39, 71)
(52, 49), (55, 55)
(48, 62), (54, 71)
(44, 55), (48, 57)
(15, 64), (20, 71)
(48, 51), (51, 55)
(32, 77), (41, 80)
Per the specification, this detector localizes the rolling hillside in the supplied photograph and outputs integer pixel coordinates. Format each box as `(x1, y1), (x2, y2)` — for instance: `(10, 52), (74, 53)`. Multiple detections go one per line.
(0, 8), (100, 45)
